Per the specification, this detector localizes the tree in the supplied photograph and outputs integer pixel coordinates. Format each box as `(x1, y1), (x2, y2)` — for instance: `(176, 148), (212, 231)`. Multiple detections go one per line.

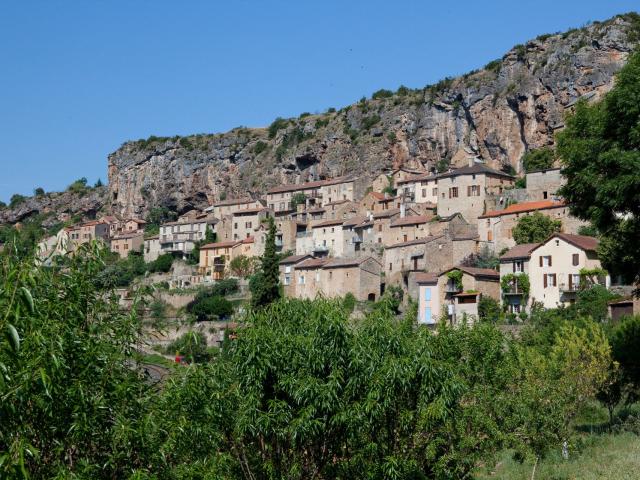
(188, 295), (233, 321)
(94, 178), (103, 187)
(521, 147), (555, 172)
(290, 192), (307, 210)
(478, 296), (501, 322)
(609, 315), (640, 400)
(229, 254), (258, 278)
(556, 51), (640, 285)
(9, 193), (26, 208)
(575, 284), (619, 322)
(147, 253), (174, 273)
(250, 217), (281, 308)
(512, 211), (561, 244)
(34, 187), (45, 196)
(165, 331), (211, 363)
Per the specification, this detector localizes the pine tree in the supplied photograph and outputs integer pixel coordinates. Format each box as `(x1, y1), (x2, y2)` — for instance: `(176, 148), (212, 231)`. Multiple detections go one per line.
(250, 216), (281, 308)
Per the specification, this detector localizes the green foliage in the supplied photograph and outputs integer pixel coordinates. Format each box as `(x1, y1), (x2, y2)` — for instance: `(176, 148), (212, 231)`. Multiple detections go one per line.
(575, 284), (618, 323)
(250, 217), (281, 308)
(521, 147), (555, 172)
(95, 251), (146, 288)
(465, 244), (499, 269)
(387, 131), (397, 143)
(144, 207), (177, 236)
(501, 273), (531, 298)
(228, 254), (258, 278)
(610, 316), (640, 400)
(512, 211), (562, 244)
(188, 295), (233, 321)
(165, 331), (211, 363)
(371, 88), (393, 100)
(33, 187), (45, 196)
(290, 192), (307, 210)
(147, 253), (174, 273)
(314, 117), (329, 129)
(396, 85), (410, 96)
(478, 296), (501, 322)
(557, 51), (640, 284)
(67, 177), (89, 194)
(446, 269), (464, 290)
(9, 193), (26, 208)
(484, 58), (502, 73)
(0, 244), (149, 478)
(268, 116), (289, 139)
(361, 114), (381, 130)
(514, 176), (526, 188)
(252, 140), (268, 155)
(94, 178), (103, 187)
(299, 111), (311, 118)
(436, 158), (450, 173)
(343, 292), (356, 313)
(578, 223), (599, 237)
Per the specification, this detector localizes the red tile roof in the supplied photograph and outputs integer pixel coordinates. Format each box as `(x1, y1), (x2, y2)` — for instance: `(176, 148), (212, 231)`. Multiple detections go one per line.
(279, 254), (313, 265)
(323, 256), (381, 269)
(479, 200), (565, 218)
(200, 240), (241, 249)
(438, 163), (515, 180)
(212, 197), (258, 207)
(550, 233), (599, 252)
(232, 207), (268, 215)
(311, 219), (345, 228)
(296, 258), (330, 269)
(441, 266), (499, 279)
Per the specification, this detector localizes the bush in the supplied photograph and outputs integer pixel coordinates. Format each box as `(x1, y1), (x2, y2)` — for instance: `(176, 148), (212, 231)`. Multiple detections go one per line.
(34, 187), (45, 196)
(361, 114), (381, 130)
(522, 147), (555, 172)
(165, 331), (211, 363)
(188, 295), (233, 321)
(512, 211), (562, 244)
(268, 117), (289, 139)
(343, 292), (356, 313)
(67, 177), (88, 194)
(478, 296), (501, 322)
(147, 253), (174, 273)
(575, 285), (618, 322)
(371, 88), (393, 100)
(253, 140), (268, 155)
(9, 194), (26, 208)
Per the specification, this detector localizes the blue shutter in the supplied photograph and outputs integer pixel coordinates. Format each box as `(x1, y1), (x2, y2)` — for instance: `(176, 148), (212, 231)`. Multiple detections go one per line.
(424, 287), (431, 301)
(425, 307), (432, 323)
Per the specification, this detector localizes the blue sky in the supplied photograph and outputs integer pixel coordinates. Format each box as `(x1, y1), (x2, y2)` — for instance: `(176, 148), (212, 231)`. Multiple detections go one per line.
(0, 1), (637, 202)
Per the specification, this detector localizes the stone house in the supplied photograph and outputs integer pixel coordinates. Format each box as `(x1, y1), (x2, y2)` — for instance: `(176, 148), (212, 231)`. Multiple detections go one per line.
(111, 231), (144, 259)
(415, 272), (440, 326)
(279, 254), (313, 297)
(396, 173), (439, 205)
(436, 163), (515, 223)
(123, 218), (146, 232)
(265, 179), (326, 214)
(199, 240), (241, 280)
(477, 200), (585, 253)
(437, 266), (500, 325)
(292, 206), (326, 225)
(342, 215), (375, 257)
(231, 236), (256, 259)
(99, 215), (122, 237)
(291, 256), (382, 302)
(254, 218), (299, 256)
(498, 243), (540, 314)
(324, 200), (358, 220)
(66, 221), (110, 251)
(209, 197), (265, 219)
(609, 297), (640, 322)
(319, 177), (355, 205)
(143, 234), (161, 263)
(385, 214), (431, 245)
(231, 207), (271, 241)
(372, 167), (426, 193)
(311, 219), (346, 257)
(527, 233), (609, 309)
(384, 238), (429, 287)
(159, 216), (217, 257)
(525, 168), (564, 201)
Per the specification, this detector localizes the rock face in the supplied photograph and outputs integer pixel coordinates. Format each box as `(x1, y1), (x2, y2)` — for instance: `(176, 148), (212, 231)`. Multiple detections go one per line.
(0, 187), (108, 227)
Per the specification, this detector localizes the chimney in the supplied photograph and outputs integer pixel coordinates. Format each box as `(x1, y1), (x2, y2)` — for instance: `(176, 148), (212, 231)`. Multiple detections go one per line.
(368, 212), (373, 222)
(400, 203), (406, 218)
(468, 157), (475, 168)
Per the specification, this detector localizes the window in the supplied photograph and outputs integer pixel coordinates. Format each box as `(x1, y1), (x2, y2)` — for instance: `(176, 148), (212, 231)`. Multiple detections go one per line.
(124, 244), (129, 250)
(424, 307), (432, 323)
(298, 275), (305, 285)
(543, 273), (556, 288)
(539, 255), (552, 267)
(487, 231), (493, 241)
(403, 234), (408, 242)
(422, 188), (427, 197)
(378, 224), (382, 232)
(424, 287), (431, 301)
(433, 188), (438, 196)
(389, 263), (392, 271)
(543, 191), (548, 199)
(467, 185), (480, 196)
(513, 261), (524, 273)
(234, 223), (238, 229)
(449, 187), (459, 198)
(245, 221), (252, 228)
(316, 271), (321, 282)
(284, 275), (291, 285)
(572, 253), (579, 266)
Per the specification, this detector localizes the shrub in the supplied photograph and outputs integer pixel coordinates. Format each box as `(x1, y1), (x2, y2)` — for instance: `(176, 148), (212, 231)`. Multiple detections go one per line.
(268, 117), (289, 139)
(478, 296), (501, 322)
(67, 177), (88, 194)
(371, 88), (393, 100)
(512, 211), (562, 244)
(521, 147), (555, 172)
(188, 295), (233, 321)
(34, 187), (45, 196)
(484, 59), (502, 73)
(9, 194), (26, 208)
(165, 331), (211, 363)
(343, 292), (356, 313)
(147, 253), (173, 273)
(361, 115), (381, 130)
(396, 85), (410, 96)
(252, 140), (268, 155)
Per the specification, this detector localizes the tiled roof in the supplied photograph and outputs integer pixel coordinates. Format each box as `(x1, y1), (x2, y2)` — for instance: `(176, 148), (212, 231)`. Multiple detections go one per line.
(321, 176), (354, 187)
(323, 256), (380, 269)
(479, 200), (565, 219)
(279, 254), (312, 265)
(311, 219), (344, 228)
(266, 176), (352, 195)
(438, 163), (515, 180)
(241, 236), (255, 244)
(414, 272), (438, 284)
(342, 215), (368, 227)
(369, 192), (386, 200)
(233, 207), (268, 215)
(112, 231), (144, 240)
(126, 218), (147, 224)
(441, 265), (499, 279)
(296, 258), (330, 269)
(396, 173), (439, 185)
(390, 215), (430, 228)
(372, 208), (401, 219)
(324, 199), (352, 207)
(500, 243), (540, 260)
(385, 238), (426, 249)
(200, 240), (241, 249)
(551, 233), (599, 252)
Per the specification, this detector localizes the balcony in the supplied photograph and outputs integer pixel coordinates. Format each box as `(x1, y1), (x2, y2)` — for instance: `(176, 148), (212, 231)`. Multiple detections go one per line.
(313, 244), (329, 253)
(351, 236), (363, 244)
(275, 238), (283, 247)
(559, 283), (579, 294)
(503, 282), (526, 296)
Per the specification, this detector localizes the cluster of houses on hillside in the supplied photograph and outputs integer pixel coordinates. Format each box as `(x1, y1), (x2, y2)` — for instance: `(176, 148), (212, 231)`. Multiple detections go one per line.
(37, 156), (635, 322)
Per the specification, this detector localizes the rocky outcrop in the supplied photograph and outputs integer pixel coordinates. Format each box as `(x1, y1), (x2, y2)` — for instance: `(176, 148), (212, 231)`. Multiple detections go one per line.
(0, 187), (108, 227)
